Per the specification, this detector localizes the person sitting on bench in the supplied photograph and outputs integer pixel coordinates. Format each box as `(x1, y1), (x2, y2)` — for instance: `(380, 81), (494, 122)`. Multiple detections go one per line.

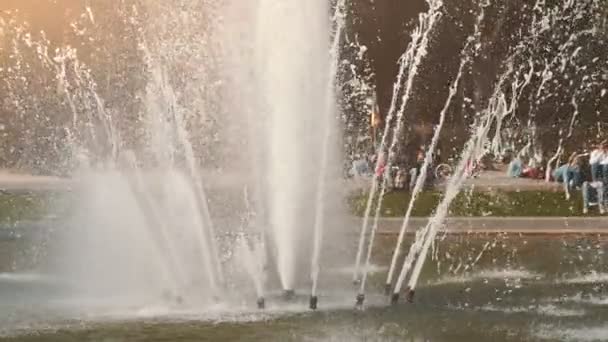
(582, 142), (607, 214)
(582, 180), (605, 214)
(554, 153), (583, 200)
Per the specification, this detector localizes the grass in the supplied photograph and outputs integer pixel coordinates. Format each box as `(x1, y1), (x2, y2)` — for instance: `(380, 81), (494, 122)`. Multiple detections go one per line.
(0, 188), (596, 224)
(0, 191), (57, 224)
(348, 189), (593, 217)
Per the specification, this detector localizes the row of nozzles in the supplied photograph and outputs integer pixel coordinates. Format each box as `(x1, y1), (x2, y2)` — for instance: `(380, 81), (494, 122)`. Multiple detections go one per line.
(255, 290), (301, 309)
(254, 286), (416, 310)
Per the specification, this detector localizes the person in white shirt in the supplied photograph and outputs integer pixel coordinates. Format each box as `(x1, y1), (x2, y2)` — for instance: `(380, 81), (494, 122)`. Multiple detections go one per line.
(600, 141), (608, 184)
(582, 140), (607, 214)
(589, 141), (605, 182)
(582, 180), (605, 214)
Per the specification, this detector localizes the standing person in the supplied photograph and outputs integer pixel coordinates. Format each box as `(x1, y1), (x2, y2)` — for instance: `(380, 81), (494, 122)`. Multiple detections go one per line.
(375, 150), (387, 187)
(582, 180), (605, 214)
(583, 142), (606, 214)
(409, 147), (426, 191)
(394, 168), (407, 190)
(351, 154), (372, 178)
(589, 141), (606, 182)
(370, 96), (382, 151)
(601, 140), (608, 185)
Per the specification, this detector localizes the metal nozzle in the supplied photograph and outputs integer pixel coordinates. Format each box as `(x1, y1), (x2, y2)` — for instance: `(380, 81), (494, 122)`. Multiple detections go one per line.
(309, 295), (318, 310)
(405, 287), (415, 303)
(384, 283), (392, 296)
(284, 289), (295, 301)
(390, 293), (400, 305)
(355, 293), (365, 308)
(257, 297), (265, 309)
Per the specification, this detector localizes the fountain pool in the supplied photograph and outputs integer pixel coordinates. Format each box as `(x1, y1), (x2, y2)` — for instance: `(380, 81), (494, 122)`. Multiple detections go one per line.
(2, 228), (608, 341)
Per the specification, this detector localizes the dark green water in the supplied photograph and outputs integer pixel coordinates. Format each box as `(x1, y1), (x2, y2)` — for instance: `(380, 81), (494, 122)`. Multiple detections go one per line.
(2, 225), (608, 341)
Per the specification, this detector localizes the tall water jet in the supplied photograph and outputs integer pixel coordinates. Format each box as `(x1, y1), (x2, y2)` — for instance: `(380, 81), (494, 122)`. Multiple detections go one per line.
(309, 0), (345, 310)
(249, 0), (333, 292)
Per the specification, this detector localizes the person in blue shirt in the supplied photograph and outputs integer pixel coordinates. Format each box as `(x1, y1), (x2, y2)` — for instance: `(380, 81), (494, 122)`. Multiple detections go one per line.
(589, 141), (606, 182)
(351, 155), (372, 177)
(507, 155), (523, 178)
(553, 153), (582, 200)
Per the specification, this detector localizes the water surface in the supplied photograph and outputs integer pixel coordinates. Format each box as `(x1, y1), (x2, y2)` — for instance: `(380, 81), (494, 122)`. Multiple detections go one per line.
(2, 227), (608, 341)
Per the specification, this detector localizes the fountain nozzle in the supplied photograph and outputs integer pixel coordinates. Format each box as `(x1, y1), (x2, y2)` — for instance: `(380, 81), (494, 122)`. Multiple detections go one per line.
(283, 289), (295, 301)
(257, 297), (265, 309)
(405, 287), (415, 303)
(384, 283), (392, 296)
(390, 293), (399, 305)
(309, 295), (318, 310)
(355, 293), (365, 308)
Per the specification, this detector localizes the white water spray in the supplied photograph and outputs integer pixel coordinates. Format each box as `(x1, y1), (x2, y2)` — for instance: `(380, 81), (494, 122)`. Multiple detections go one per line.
(357, 0), (443, 300)
(384, 0), (490, 295)
(310, 0), (345, 300)
(353, 0), (441, 284)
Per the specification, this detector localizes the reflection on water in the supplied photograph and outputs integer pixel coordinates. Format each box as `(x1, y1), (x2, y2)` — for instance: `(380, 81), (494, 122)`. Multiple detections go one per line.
(2, 230), (608, 341)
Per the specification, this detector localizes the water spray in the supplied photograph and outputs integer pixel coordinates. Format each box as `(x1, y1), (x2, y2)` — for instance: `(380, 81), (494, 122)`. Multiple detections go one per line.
(384, 0), (488, 298)
(395, 125), (486, 299)
(309, 0), (346, 311)
(389, 0), (574, 300)
(394, 61), (532, 298)
(356, 0), (442, 303)
(352, 20), (420, 283)
(140, 44), (224, 293)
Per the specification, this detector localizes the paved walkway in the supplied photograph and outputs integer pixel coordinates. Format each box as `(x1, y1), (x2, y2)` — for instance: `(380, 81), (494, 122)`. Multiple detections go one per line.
(0, 167), (564, 193)
(0, 171), (70, 192)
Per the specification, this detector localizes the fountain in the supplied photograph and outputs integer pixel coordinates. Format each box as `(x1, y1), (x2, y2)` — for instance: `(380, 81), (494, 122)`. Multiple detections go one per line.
(220, 0), (344, 304)
(0, 0), (344, 310)
(0, 0), (607, 340)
